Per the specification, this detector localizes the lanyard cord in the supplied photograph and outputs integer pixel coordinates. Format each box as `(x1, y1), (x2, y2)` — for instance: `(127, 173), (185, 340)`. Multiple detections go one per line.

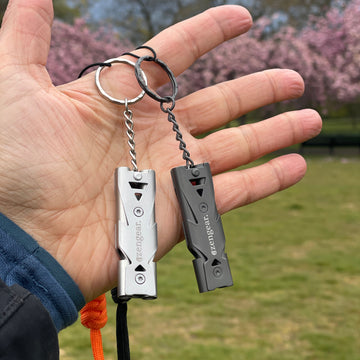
(80, 294), (108, 360)
(112, 288), (131, 360)
(80, 291), (130, 360)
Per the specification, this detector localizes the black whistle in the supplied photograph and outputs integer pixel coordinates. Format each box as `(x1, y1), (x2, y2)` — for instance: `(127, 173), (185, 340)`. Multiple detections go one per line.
(171, 163), (233, 292)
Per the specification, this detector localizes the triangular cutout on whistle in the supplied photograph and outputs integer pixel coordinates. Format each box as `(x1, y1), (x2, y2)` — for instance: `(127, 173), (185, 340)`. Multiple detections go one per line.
(197, 189), (204, 197)
(135, 265), (146, 272)
(211, 259), (221, 266)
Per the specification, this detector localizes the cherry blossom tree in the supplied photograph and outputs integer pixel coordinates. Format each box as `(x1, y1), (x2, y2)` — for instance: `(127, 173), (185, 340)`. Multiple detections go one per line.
(178, 0), (360, 115)
(301, 0), (360, 107)
(47, 19), (131, 85)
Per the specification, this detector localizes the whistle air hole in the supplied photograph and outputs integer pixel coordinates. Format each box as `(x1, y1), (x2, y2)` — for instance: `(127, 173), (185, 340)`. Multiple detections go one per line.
(129, 181), (148, 189)
(189, 177), (206, 186)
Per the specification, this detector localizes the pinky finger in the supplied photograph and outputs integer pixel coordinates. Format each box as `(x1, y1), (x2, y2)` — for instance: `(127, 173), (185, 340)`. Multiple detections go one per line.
(214, 154), (307, 214)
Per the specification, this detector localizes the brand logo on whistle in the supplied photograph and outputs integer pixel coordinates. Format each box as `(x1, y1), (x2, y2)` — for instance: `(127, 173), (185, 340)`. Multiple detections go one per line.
(203, 214), (217, 256)
(136, 221), (144, 262)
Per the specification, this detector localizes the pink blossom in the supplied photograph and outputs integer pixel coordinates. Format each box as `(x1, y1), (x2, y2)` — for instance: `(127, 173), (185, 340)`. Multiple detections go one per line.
(47, 19), (132, 85)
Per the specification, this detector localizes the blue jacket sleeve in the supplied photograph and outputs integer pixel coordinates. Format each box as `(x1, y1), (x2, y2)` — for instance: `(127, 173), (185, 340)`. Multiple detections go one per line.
(0, 213), (85, 332)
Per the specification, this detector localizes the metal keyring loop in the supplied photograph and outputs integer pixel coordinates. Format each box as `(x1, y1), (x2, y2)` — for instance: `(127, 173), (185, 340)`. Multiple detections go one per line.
(135, 55), (178, 103)
(95, 58), (148, 105)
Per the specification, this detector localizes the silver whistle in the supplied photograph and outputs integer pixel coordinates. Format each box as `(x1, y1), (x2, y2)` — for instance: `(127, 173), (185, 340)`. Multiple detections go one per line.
(115, 167), (157, 301)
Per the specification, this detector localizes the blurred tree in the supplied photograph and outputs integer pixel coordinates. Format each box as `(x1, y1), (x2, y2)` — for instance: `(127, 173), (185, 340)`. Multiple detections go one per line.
(83, 0), (351, 44)
(85, 0), (224, 44)
(244, 0), (336, 27)
(53, 0), (81, 21)
(177, 0), (360, 116)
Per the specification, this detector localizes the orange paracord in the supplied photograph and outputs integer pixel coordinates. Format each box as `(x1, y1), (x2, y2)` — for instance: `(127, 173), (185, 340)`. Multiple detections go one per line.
(80, 294), (108, 360)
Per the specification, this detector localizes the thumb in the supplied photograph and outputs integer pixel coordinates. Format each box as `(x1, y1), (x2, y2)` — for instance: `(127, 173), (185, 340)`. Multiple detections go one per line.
(0, 0), (53, 67)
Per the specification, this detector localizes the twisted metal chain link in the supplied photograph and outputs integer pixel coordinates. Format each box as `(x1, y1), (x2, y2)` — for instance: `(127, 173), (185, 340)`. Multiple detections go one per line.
(162, 103), (194, 168)
(124, 102), (138, 172)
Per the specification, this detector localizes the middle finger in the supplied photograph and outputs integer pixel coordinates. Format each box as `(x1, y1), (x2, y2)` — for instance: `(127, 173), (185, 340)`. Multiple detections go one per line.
(176, 68), (305, 135)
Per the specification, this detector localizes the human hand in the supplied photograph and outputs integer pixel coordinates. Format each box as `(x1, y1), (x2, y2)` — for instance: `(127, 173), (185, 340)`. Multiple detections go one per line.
(0, 0), (321, 302)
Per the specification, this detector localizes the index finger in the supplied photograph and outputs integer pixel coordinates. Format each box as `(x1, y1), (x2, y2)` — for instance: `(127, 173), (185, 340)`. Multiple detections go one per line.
(131, 6), (253, 88)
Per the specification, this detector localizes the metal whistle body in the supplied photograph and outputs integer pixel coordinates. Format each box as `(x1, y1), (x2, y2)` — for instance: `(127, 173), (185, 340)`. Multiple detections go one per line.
(171, 163), (233, 293)
(115, 167), (157, 301)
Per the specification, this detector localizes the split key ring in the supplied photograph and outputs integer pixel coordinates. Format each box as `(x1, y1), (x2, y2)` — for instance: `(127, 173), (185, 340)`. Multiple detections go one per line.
(95, 58), (148, 105)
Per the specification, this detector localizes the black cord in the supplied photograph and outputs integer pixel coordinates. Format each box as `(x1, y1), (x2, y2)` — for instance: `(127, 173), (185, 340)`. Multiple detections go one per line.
(122, 45), (157, 60)
(116, 302), (130, 360)
(78, 62), (111, 78)
(78, 46), (156, 79)
(111, 288), (131, 360)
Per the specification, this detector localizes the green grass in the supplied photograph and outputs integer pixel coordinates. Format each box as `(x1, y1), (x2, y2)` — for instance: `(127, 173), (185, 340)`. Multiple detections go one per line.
(59, 156), (360, 359)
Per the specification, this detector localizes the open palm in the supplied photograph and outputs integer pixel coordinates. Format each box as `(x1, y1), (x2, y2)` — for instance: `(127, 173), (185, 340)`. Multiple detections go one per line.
(0, 0), (321, 302)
